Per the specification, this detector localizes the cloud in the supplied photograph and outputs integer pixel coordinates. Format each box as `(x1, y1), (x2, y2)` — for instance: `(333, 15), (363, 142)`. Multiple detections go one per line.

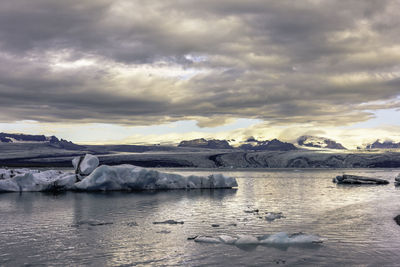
(0, 0), (399, 129)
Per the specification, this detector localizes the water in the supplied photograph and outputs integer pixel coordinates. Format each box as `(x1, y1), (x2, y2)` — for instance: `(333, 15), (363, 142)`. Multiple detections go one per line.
(1, 168), (400, 266)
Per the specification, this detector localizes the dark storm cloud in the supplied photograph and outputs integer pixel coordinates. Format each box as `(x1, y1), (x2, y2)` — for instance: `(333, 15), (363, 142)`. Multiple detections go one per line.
(0, 0), (399, 126)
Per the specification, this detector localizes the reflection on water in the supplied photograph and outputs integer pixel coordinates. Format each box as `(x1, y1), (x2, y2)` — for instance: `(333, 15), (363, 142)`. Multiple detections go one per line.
(1, 169), (400, 266)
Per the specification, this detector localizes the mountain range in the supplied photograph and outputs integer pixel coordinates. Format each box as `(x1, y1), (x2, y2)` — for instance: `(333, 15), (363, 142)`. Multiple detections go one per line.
(297, 135), (347, 149)
(0, 132), (85, 150)
(364, 140), (400, 149)
(1, 132), (400, 152)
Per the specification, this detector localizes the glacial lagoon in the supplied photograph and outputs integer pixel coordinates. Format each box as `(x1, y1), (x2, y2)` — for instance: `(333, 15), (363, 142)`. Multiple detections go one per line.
(1, 168), (400, 266)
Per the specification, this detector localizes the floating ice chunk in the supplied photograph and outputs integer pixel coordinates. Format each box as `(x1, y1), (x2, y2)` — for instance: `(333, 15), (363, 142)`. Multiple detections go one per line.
(259, 232), (324, 244)
(156, 230), (171, 234)
(72, 154), (99, 176)
(153, 220), (184, 225)
(0, 169), (75, 192)
(235, 235), (259, 245)
(218, 235), (237, 244)
(194, 236), (221, 243)
(71, 220), (113, 227)
(265, 212), (284, 221)
(333, 174), (389, 185)
(244, 209), (259, 213)
(191, 232), (324, 246)
(395, 174), (400, 186)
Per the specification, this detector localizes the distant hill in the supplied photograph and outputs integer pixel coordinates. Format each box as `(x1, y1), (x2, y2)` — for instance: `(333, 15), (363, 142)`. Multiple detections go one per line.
(297, 135), (346, 150)
(239, 138), (297, 151)
(364, 140), (400, 149)
(178, 138), (232, 149)
(0, 132), (86, 150)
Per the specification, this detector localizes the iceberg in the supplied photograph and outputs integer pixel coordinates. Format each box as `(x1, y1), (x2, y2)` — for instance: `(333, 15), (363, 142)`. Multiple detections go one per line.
(259, 232), (323, 244)
(265, 212), (284, 221)
(395, 174), (400, 186)
(0, 154), (238, 192)
(193, 232), (324, 246)
(333, 174), (389, 185)
(72, 154), (99, 180)
(235, 235), (260, 245)
(74, 165), (237, 191)
(0, 169), (76, 192)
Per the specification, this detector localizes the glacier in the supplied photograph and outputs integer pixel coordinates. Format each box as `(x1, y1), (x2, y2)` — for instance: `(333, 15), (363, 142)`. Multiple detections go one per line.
(0, 154), (237, 192)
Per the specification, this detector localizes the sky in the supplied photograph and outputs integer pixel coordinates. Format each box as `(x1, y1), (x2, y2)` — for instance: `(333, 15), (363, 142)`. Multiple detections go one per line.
(0, 0), (400, 148)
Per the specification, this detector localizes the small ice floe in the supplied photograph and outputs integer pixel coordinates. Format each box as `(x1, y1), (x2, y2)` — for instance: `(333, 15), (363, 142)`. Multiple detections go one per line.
(193, 232), (324, 247)
(235, 235), (259, 245)
(0, 154), (238, 192)
(333, 174), (389, 185)
(218, 235), (237, 244)
(71, 220), (113, 227)
(156, 230), (171, 234)
(259, 232), (323, 244)
(153, 220), (184, 225)
(265, 212), (285, 221)
(194, 236), (221, 243)
(394, 174), (400, 186)
(244, 209), (259, 214)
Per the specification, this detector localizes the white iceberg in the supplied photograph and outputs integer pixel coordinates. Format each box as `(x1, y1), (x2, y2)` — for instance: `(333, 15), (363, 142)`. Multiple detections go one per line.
(235, 235), (260, 245)
(265, 212), (284, 221)
(194, 236), (221, 243)
(217, 235), (237, 244)
(74, 165), (237, 191)
(259, 232), (323, 244)
(72, 154), (99, 176)
(0, 155), (238, 192)
(0, 169), (76, 192)
(395, 174), (400, 186)
(193, 232), (324, 246)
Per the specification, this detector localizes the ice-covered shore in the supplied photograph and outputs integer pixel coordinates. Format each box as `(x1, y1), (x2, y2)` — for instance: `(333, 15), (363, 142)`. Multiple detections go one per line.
(0, 155), (237, 192)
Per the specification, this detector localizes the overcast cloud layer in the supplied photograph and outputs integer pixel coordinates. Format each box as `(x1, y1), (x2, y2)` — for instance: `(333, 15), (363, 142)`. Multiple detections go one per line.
(0, 0), (400, 128)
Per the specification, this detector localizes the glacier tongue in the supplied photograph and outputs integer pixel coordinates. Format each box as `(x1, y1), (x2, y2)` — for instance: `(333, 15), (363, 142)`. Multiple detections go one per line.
(0, 155), (238, 192)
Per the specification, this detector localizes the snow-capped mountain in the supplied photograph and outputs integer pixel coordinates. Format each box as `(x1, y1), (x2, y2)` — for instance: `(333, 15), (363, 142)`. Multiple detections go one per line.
(178, 138), (233, 149)
(297, 135), (346, 150)
(364, 140), (400, 149)
(239, 138), (297, 151)
(0, 132), (85, 150)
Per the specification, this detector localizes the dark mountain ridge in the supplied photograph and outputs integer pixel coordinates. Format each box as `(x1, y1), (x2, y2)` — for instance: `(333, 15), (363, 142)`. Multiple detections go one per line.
(178, 138), (232, 149)
(239, 138), (297, 151)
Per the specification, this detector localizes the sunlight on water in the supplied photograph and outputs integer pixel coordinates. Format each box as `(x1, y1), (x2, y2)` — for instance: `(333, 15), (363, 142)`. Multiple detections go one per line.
(1, 169), (400, 266)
